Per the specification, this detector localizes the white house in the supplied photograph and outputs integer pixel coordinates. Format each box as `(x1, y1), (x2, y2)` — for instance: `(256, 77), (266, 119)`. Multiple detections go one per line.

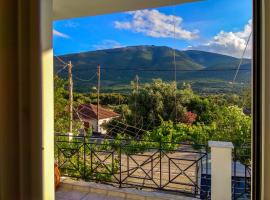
(75, 104), (119, 134)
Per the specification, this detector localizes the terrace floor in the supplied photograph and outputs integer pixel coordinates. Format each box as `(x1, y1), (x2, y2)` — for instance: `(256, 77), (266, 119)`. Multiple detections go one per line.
(56, 187), (124, 200)
(56, 178), (197, 200)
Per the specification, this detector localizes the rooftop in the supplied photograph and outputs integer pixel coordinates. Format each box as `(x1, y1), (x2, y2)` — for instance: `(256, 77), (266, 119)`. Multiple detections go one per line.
(75, 104), (119, 121)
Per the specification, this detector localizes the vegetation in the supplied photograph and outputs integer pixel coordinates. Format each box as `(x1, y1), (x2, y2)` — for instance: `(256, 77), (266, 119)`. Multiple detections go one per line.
(55, 76), (251, 165)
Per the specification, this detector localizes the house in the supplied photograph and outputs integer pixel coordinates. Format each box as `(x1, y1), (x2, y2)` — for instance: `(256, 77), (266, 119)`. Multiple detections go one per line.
(75, 104), (119, 134)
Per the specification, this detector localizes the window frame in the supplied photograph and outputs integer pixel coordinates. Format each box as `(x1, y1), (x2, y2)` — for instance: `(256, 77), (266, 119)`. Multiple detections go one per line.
(252, 0), (262, 199)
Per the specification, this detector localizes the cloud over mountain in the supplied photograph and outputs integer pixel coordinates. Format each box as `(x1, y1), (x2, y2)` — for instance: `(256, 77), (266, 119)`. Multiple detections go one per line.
(188, 20), (252, 58)
(93, 40), (123, 50)
(114, 9), (198, 40)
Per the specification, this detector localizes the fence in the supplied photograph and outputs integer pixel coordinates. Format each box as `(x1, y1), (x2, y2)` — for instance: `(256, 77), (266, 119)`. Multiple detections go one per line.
(54, 134), (251, 199)
(232, 146), (251, 199)
(55, 134), (209, 198)
(199, 144), (251, 200)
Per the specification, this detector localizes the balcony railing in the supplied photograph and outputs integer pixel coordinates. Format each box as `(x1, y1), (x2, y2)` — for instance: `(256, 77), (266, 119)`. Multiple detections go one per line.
(232, 146), (251, 199)
(55, 134), (251, 199)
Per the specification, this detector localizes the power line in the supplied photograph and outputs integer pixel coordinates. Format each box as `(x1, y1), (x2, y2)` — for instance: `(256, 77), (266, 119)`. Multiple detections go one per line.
(172, 5), (178, 121)
(54, 64), (97, 83)
(54, 55), (70, 75)
(73, 73), (97, 82)
(75, 105), (147, 132)
(232, 31), (252, 84)
(55, 64), (68, 75)
(55, 55), (68, 65)
(75, 67), (250, 72)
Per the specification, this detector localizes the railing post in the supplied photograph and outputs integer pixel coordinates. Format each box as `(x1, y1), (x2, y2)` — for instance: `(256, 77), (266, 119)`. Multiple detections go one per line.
(195, 160), (199, 195)
(90, 144), (93, 176)
(83, 135), (86, 179)
(119, 142), (122, 188)
(159, 139), (162, 189)
(233, 149), (237, 200)
(57, 137), (60, 166)
(208, 141), (234, 200)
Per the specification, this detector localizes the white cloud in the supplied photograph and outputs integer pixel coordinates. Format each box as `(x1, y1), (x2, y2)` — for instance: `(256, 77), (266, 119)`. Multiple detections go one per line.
(53, 29), (70, 39)
(93, 40), (123, 50)
(114, 9), (198, 40)
(188, 20), (252, 58)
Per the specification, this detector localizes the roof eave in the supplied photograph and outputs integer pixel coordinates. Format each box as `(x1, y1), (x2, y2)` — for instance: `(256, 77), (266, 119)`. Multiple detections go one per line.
(53, 0), (201, 20)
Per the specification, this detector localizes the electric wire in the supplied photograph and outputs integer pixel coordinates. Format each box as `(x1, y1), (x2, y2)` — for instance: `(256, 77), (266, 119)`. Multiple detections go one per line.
(73, 73), (97, 82)
(232, 31), (252, 84)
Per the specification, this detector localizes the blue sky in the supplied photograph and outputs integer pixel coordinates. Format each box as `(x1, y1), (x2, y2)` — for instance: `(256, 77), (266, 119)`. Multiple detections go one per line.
(53, 0), (252, 58)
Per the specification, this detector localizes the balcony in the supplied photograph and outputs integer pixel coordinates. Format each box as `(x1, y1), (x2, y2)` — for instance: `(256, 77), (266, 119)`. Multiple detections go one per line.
(55, 134), (250, 200)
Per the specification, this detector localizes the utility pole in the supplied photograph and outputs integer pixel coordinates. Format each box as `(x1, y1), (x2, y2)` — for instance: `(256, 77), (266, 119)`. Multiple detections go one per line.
(97, 65), (101, 133)
(68, 61), (73, 133)
(135, 75), (139, 92)
(134, 75), (139, 125)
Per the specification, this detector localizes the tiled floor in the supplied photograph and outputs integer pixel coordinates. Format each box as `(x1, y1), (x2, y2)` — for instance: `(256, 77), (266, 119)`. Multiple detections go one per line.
(56, 187), (125, 200)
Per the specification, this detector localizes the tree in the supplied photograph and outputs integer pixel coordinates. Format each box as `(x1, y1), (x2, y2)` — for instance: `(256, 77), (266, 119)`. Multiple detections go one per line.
(180, 111), (197, 125)
(241, 87), (251, 115)
(144, 105), (251, 153)
(54, 76), (83, 133)
(186, 97), (218, 124)
(54, 76), (69, 133)
(128, 79), (195, 129)
(211, 106), (251, 148)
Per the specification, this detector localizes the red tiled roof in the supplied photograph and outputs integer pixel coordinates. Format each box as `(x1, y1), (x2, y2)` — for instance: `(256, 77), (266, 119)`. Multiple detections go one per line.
(74, 104), (119, 120)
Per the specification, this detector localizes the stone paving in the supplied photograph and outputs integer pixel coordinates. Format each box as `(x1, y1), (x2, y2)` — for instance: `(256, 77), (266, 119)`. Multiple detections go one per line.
(56, 187), (125, 200)
(56, 178), (197, 200)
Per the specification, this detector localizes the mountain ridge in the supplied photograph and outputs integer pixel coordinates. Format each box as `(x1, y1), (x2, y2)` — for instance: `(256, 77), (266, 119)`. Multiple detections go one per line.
(54, 45), (251, 93)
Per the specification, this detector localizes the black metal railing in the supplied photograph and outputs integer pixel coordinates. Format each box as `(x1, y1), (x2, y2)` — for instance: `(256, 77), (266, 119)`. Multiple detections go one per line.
(54, 134), (251, 199)
(199, 145), (251, 200)
(232, 146), (251, 200)
(55, 134), (209, 198)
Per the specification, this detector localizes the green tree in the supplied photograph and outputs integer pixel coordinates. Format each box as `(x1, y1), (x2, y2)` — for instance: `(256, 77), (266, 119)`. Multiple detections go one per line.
(186, 97), (216, 124)
(212, 105), (251, 148)
(241, 87), (251, 114)
(54, 76), (69, 133)
(54, 76), (83, 133)
(128, 79), (195, 129)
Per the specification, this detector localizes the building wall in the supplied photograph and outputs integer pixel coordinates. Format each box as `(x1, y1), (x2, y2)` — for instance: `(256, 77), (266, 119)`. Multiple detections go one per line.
(84, 117), (115, 134)
(99, 117), (115, 134)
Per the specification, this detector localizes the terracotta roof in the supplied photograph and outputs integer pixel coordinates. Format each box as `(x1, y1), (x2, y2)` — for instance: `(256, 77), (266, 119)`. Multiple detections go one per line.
(75, 104), (119, 120)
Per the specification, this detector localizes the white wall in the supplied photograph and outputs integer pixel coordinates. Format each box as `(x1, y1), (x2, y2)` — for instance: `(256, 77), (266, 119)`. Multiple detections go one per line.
(41, 0), (54, 199)
(86, 117), (115, 134)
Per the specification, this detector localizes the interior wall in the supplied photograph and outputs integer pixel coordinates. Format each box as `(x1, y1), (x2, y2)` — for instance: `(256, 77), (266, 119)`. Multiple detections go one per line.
(0, 0), (54, 199)
(41, 0), (55, 199)
(0, 1), (21, 198)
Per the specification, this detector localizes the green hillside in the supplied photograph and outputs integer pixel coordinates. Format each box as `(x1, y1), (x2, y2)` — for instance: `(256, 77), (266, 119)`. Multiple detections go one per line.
(183, 50), (250, 69)
(54, 45), (251, 93)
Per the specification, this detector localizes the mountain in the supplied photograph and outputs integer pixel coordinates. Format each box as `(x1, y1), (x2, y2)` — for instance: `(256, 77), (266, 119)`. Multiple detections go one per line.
(182, 50), (251, 84)
(183, 50), (250, 69)
(54, 45), (251, 93)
